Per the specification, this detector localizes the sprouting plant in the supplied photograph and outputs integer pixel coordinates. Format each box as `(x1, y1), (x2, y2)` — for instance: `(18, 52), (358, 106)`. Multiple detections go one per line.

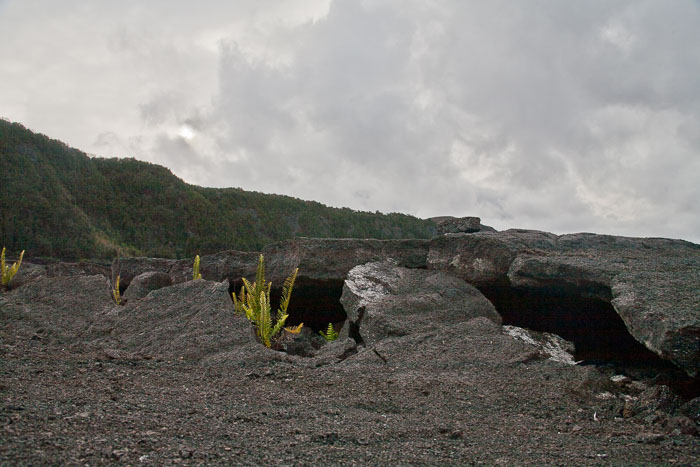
(112, 274), (122, 305)
(232, 254), (302, 348)
(285, 323), (304, 335)
(319, 323), (339, 341)
(1, 246), (24, 289)
(193, 255), (202, 280)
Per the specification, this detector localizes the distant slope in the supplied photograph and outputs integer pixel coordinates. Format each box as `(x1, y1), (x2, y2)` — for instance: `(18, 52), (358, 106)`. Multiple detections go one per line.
(0, 120), (436, 260)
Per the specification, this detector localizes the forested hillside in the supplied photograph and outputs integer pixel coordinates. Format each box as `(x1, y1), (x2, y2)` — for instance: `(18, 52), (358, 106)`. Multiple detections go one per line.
(0, 120), (436, 260)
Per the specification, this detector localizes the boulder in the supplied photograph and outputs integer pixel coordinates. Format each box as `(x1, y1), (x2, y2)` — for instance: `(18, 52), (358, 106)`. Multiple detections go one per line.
(0, 275), (114, 346)
(111, 257), (176, 290)
(435, 216), (498, 235)
(428, 230), (700, 377)
(436, 216), (482, 234)
(123, 271), (173, 300)
(340, 260), (501, 346)
(502, 325), (576, 365)
(611, 271), (700, 378)
(89, 280), (254, 360)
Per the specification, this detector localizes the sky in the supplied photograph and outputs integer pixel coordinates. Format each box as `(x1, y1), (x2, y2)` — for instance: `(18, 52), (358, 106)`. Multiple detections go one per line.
(1, 0), (699, 242)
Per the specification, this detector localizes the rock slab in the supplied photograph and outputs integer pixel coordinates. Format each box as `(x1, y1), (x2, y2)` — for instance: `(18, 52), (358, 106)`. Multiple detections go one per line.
(111, 251), (259, 291)
(436, 216), (482, 234)
(0, 275), (114, 345)
(90, 280), (254, 360)
(123, 271), (173, 300)
(340, 260), (501, 346)
(428, 230), (700, 377)
(262, 238), (430, 284)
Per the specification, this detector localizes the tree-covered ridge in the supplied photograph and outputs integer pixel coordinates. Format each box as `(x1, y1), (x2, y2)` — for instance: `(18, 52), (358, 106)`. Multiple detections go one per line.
(0, 119), (436, 260)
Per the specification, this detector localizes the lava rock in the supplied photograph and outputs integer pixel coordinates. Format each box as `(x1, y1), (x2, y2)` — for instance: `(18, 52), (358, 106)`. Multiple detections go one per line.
(90, 280), (253, 360)
(611, 270), (700, 378)
(46, 261), (111, 278)
(610, 374), (632, 386)
(3, 261), (110, 291)
(123, 271), (173, 300)
(669, 416), (698, 436)
(111, 257), (176, 290)
(436, 216), (483, 235)
(168, 250), (259, 285)
(502, 325), (576, 365)
(261, 238), (430, 284)
(0, 275), (114, 345)
(427, 229), (558, 287)
(279, 326), (326, 357)
(680, 397), (700, 424)
(2, 262), (47, 289)
(312, 338), (358, 366)
(508, 255), (615, 300)
(622, 385), (681, 419)
(427, 229), (700, 377)
(112, 251), (259, 290)
(340, 260), (501, 346)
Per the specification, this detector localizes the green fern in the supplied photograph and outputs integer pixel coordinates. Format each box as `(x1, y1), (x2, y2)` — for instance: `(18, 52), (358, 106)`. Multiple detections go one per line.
(1, 246), (24, 289)
(233, 254), (301, 348)
(319, 323), (339, 341)
(193, 255), (202, 280)
(112, 274), (122, 305)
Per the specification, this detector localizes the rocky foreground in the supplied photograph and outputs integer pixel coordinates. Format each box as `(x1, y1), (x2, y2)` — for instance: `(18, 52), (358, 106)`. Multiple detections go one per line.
(1, 223), (699, 464)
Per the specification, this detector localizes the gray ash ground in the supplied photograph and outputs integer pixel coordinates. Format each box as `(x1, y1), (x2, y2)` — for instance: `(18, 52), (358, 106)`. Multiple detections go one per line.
(2, 324), (698, 465)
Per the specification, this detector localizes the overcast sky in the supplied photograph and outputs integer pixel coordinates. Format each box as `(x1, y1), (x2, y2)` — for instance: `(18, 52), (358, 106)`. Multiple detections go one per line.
(1, 1), (699, 242)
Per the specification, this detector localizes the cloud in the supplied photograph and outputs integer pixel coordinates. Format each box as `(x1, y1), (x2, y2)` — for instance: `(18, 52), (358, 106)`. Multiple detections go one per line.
(1, 0), (699, 242)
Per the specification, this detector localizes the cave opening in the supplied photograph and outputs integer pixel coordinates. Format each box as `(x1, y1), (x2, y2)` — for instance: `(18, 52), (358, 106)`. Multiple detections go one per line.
(478, 284), (699, 399)
(478, 284), (657, 365)
(229, 277), (347, 333)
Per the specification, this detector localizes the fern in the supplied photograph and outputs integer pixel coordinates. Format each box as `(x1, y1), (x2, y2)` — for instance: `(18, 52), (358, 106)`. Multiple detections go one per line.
(1, 247), (24, 289)
(233, 254), (301, 348)
(284, 323), (304, 334)
(112, 275), (122, 305)
(319, 323), (339, 341)
(279, 267), (298, 315)
(193, 255), (202, 280)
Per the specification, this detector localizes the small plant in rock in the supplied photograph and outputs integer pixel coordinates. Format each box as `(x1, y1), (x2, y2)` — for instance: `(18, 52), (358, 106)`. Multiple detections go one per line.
(232, 254), (302, 348)
(193, 255), (202, 280)
(1, 246), (24, 289)
(319, 323), (339, 341)
(112, 275), (122, 305)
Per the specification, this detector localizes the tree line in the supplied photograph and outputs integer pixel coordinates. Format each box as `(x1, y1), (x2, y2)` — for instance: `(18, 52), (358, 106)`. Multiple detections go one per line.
(0, 120), (436, 261)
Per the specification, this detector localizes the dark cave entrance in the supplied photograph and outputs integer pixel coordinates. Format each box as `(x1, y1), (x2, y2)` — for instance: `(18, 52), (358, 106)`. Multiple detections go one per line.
(478, 284), (658, 365)
(478, 284), (699, 398)
(229, 277), (347, 333)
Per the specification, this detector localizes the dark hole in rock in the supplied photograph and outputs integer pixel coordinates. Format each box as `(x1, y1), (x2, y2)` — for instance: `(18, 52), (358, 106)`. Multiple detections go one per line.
(229, 277), (347, 334)
(479, 285), (699, 399)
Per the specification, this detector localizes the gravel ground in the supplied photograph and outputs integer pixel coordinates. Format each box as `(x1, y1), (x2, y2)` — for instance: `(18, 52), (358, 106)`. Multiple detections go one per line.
(2, 323), (698, 466)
